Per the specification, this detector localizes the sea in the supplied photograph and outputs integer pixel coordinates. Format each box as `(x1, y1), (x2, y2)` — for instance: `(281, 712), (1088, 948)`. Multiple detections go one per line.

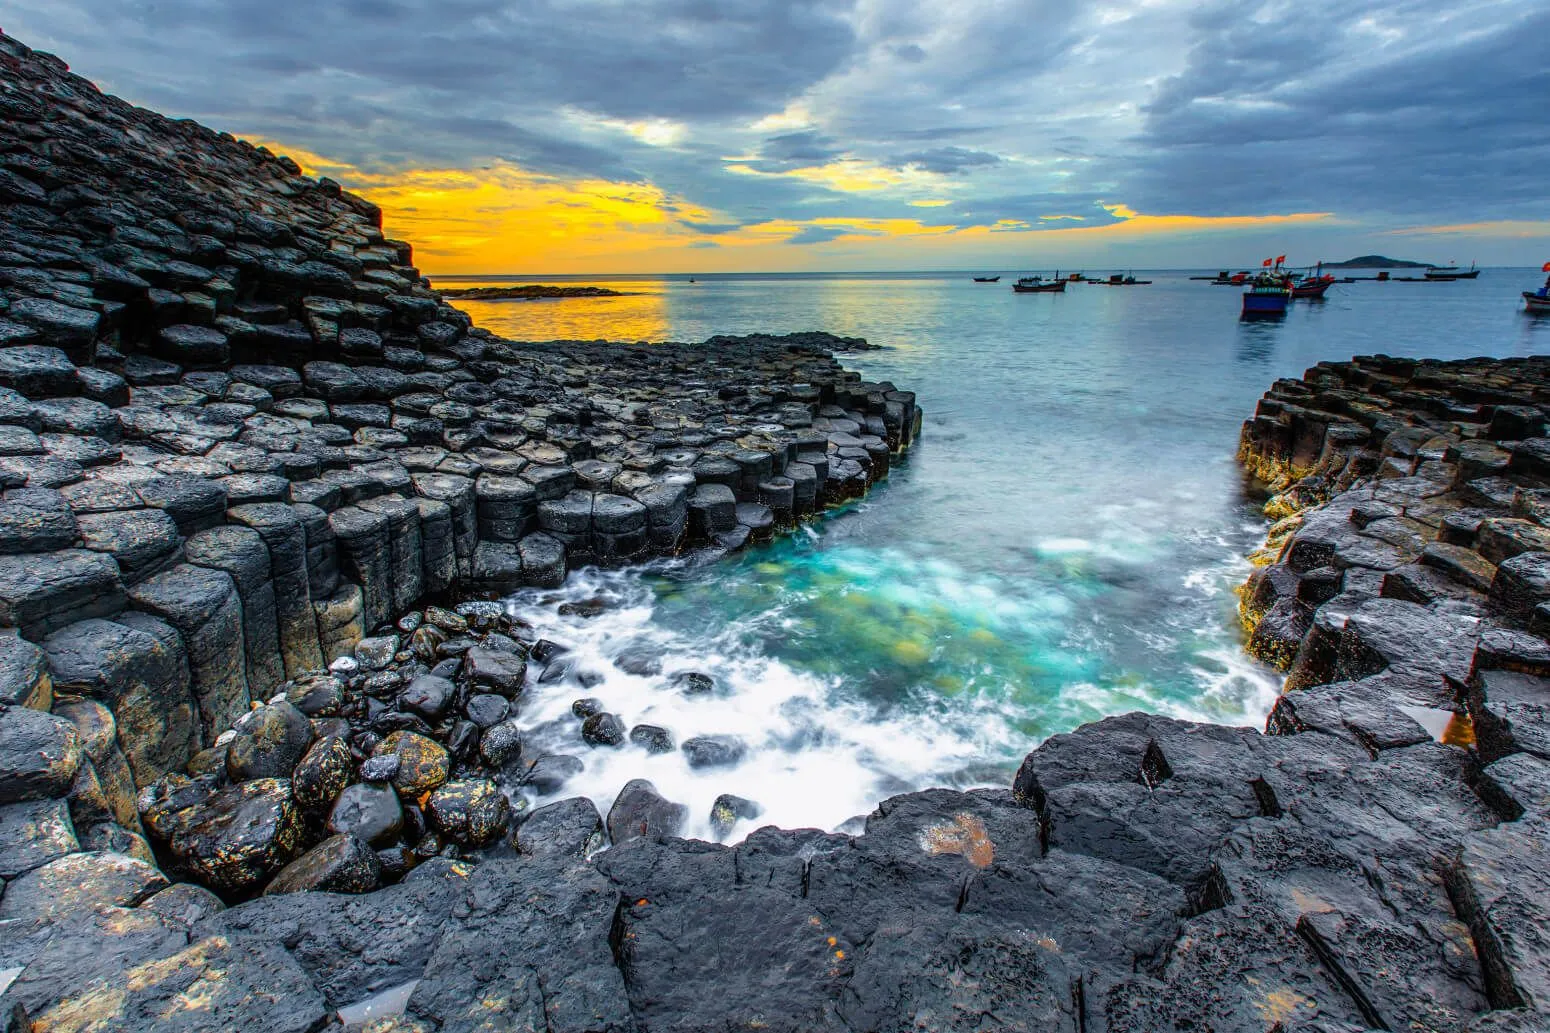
(441, 268), (1550, 839)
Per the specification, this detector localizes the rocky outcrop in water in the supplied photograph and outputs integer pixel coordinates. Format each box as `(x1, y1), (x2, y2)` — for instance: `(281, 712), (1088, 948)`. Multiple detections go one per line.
(0, 22), (915, 896)
(435, 284), (625, 301)
(1, 29), (1546, 1033)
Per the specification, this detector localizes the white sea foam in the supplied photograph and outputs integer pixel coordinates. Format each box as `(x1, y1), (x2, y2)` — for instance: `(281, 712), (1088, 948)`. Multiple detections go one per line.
(504, 567), (1017, 842)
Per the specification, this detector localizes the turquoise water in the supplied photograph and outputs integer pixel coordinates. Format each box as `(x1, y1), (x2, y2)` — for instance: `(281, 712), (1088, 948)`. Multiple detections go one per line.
(450, 270), (1550, 836)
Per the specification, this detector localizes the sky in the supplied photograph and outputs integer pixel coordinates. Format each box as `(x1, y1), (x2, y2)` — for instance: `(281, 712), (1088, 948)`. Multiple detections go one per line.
(5, 1), (1547, 273)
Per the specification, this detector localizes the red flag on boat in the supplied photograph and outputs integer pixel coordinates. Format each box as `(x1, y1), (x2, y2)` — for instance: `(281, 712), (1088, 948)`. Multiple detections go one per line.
(1262, 258), (1273, 267)
(1276, 255), (1286, 265)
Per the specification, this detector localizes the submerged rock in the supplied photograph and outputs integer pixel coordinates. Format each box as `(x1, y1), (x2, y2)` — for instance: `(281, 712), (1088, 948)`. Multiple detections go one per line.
(606, 778), (688, 844)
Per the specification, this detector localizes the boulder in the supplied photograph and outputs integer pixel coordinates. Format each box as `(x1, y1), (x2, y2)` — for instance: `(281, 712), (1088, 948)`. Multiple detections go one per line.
(515, 796), (605, 858)
(264, 833), (382, 895)
(426, 778), (510, 847)
(327, 781), (404, 847)
(168, 777), (305, 895)
(606, 778), (688, 844)
(374, 730), (450, 797)
(226, 700), (314, 782)
(289, 734), (354, 814)
(581, 711), (627, 747)
(681, 734), (748, 769)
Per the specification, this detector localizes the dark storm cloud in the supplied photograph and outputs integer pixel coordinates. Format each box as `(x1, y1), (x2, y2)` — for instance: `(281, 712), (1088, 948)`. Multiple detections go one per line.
(1125, 1), (1550, 219)
(5, 0), (1544, 241)
(4, 0), (858, 176)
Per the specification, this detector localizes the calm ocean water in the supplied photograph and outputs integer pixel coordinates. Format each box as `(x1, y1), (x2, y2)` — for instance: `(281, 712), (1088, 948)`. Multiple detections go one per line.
(445, 269), (1550, 837)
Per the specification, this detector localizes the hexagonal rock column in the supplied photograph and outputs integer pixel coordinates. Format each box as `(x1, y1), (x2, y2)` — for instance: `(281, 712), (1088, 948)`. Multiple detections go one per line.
(358, 495), (423, 615)
(0, 633), (52, 709)
(475, 473), (537, 543)
(413, 472), (477, 579)
(0, 548), (127, 641)
(416, 497), (456, 594)
(42, 615), (200, 785)
(592, 492), (648, 561)
(328, 505), (393, 632)
(228, 503), (324, 678)
(184, 525), (286, 698)
(127, 563), (250, 740)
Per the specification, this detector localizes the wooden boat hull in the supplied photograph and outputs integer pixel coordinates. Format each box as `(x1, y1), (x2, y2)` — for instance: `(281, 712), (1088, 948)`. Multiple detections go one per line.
(1241, 290), (1289, 317)
(1525, 292), (1550, 314)
(973, 277), (1000, 282)
(1424, 269), (1481, 280)
(1292, 280), (1333, 299)
(1013, 281), (1066, 293)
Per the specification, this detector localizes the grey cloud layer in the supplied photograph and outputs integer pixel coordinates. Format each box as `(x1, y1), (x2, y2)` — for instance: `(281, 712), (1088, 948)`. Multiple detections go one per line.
(6, 0), (1543, 236)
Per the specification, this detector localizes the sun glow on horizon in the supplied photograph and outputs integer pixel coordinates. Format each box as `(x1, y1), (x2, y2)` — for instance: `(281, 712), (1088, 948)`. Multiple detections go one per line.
(255, 140), (1343, 275)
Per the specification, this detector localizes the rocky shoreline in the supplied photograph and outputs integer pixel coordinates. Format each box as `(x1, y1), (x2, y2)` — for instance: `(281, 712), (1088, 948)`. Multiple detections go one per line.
(0, 28), (1547, 1033)
(434, 285), (625, 302)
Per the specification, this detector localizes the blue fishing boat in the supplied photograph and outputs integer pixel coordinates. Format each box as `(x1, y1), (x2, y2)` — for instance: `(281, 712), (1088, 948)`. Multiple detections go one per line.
(1241, 275), (1290, 319)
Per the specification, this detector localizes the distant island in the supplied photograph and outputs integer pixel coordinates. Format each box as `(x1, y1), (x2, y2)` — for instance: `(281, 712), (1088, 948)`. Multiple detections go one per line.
(436, 284), (626, 301)
(1321, 255), (1432, 269)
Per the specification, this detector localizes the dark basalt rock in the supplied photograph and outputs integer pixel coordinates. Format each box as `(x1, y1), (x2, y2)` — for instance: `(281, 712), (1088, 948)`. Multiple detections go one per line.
(580, 711), (626, 747)
(399, 673), (455, 720)
(30, 931), (330, 1033)
(327, 781), (403, 847)
(709, 793), (763, 838)
(519, 752), (585, 794)
(463, 645), (527, 697)
(168, 777), (305, 895)
(0, 704), (82, 803)
(425, 778), (510, 847)
(0, 850), (168, 933)
(681, 733), (747, 769)
(515, 796), (605, 858)
(290, 735), (353, 814)
(264, 833), (382, 895)
(225, 700), (314, 782)
(374, 730), (450, 798)
(629, 723), (676, 754)
(606, 777), (688, 844)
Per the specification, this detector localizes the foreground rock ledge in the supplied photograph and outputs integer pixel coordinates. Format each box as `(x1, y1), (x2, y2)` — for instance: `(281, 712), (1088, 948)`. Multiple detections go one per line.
(0, 29), (1547, 1033)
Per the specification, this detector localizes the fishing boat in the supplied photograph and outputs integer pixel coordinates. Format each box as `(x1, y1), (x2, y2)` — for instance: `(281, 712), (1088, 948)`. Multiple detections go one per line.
(1424, 262), (1480, 281)
(972, 275), (1000, 282)
(1291, 264), (1336, 299)
(1102, 271), (1151, 285)
(1241, 274), (1290, 318)
(1525, 264), (1550, 314)
(1013, 275), (1066, 293)
(1291, 276), (1334, 299)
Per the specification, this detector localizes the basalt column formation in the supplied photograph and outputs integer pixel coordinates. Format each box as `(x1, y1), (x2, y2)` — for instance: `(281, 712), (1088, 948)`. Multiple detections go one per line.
(0, 28), (1547, 1033)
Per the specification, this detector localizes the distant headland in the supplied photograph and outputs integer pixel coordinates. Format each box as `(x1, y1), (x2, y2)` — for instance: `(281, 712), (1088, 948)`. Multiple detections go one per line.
(435, 283), (626, 301)
(1321, 254), (1432, 269)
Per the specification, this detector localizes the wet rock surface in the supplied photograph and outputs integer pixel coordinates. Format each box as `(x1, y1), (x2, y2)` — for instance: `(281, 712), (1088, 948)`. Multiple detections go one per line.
(1, 29), (1547, 1033)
